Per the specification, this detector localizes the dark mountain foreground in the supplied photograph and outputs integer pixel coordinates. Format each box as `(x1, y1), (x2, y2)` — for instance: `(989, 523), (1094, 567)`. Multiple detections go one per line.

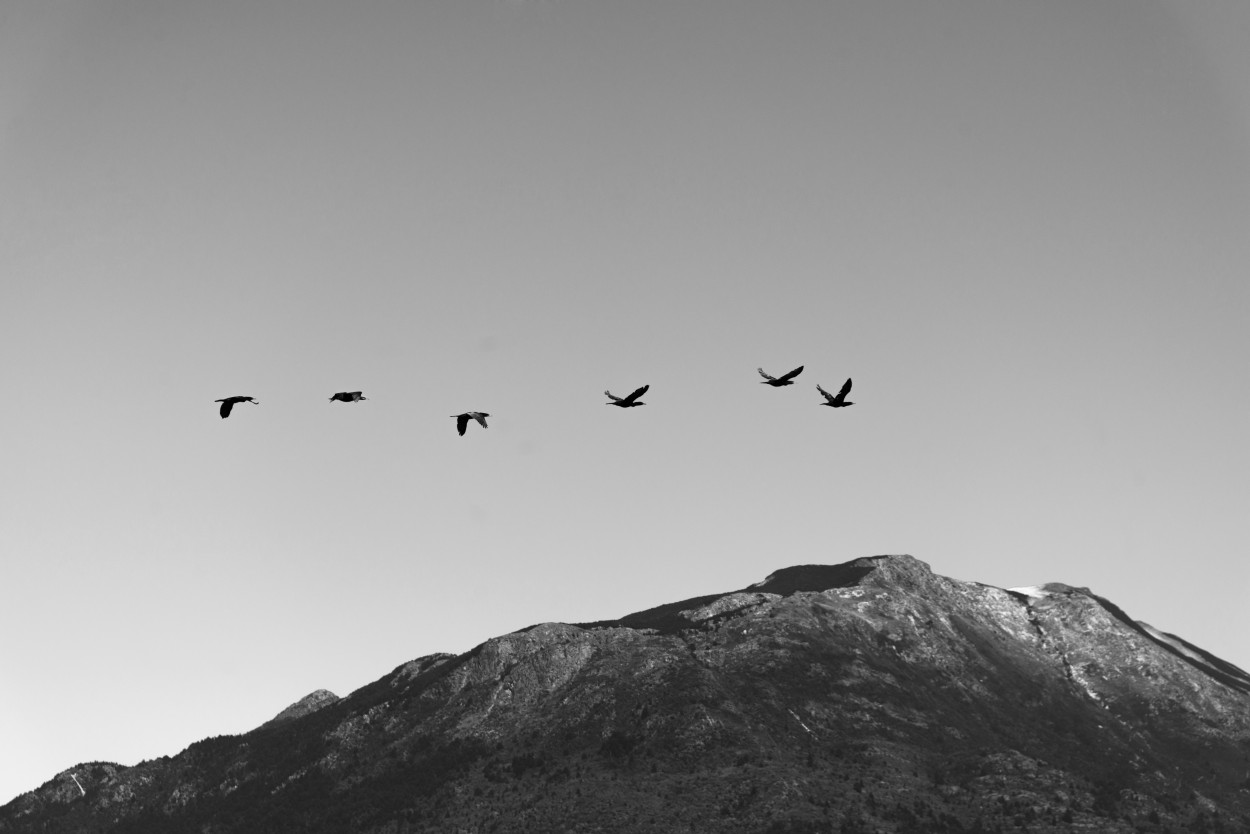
(6, 555), (1250, 833)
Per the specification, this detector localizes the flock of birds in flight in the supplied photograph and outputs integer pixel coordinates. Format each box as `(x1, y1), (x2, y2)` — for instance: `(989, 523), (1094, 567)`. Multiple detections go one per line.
(214, 366), (854, 435)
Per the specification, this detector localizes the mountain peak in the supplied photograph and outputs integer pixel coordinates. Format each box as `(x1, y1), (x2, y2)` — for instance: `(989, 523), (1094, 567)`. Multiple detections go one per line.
(745, 555), (940, 600)
(262, 689), (340, 727)
(747, 559), (873, 593)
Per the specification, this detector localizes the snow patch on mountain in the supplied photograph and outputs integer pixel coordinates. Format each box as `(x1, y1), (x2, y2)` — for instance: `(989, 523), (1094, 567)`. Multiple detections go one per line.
(1007, 585), (1053, 600)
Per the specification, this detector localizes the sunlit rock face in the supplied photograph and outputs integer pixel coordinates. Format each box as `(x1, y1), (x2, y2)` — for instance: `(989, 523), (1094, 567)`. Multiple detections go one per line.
(5, 555), (1250, 833)
(263, 689), (341, 727)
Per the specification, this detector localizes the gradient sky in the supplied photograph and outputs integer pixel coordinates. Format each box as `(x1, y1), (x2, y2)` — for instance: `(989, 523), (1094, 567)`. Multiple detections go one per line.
(3, 0), (1248, 804)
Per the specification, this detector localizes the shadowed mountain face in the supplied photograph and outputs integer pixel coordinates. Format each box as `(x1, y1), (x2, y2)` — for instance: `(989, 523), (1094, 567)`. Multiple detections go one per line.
(5, 555), (1250, 833)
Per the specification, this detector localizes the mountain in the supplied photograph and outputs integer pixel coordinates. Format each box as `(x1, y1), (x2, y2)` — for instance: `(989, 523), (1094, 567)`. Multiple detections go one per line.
(4, 555), (1250, 833)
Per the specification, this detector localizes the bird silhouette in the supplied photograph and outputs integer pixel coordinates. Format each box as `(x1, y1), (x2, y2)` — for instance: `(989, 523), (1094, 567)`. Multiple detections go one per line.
(817, 379), (854, 408)
(215, 396), (258, 419)
(329, 391), (367, 403)
(605, 384), (649, 408)
(758, 365), (803, 386)
(452, 412), (489, 436)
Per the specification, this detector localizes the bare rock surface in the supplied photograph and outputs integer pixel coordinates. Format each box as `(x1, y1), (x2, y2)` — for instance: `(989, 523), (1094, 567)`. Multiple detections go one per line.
(264, 689), (341, 727)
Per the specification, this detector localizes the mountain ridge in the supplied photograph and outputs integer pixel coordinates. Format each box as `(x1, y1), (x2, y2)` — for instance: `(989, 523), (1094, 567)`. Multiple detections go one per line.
(5, 554), (1250, 833)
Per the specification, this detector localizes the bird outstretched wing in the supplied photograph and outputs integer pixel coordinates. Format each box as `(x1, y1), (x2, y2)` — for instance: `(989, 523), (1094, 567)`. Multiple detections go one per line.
(817, 379), (853, 405)
(472, 413), (489, 429)
(757, 367), (777, 382)
(217, 396), (256, 417)
(623, 385), (649, 404)
(604, 390), (623, 402)
(455, 414), (469, 435)
(778, 365), (804, 382)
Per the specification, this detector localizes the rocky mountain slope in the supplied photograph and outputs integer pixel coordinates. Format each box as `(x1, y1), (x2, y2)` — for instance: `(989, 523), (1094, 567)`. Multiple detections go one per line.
(4, 555), (1250, 833)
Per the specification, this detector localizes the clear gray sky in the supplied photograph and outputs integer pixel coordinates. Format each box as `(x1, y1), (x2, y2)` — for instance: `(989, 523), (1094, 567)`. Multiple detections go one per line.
(3, 0), (1248, 804)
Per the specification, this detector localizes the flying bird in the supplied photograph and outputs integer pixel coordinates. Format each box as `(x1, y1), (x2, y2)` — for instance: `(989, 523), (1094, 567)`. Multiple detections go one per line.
(817, 379), (854, 408)
(605, 384), (649, 408)
(329, 391), (367, 403)
(452, 412), (489, 436)
(215, 396), (258, 419)
(758, 365), (804, 386)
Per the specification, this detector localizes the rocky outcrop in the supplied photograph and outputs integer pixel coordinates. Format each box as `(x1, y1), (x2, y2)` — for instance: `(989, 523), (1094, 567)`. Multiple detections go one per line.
(4, 555), (1249, 833)
(263, 689), (341, 726)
